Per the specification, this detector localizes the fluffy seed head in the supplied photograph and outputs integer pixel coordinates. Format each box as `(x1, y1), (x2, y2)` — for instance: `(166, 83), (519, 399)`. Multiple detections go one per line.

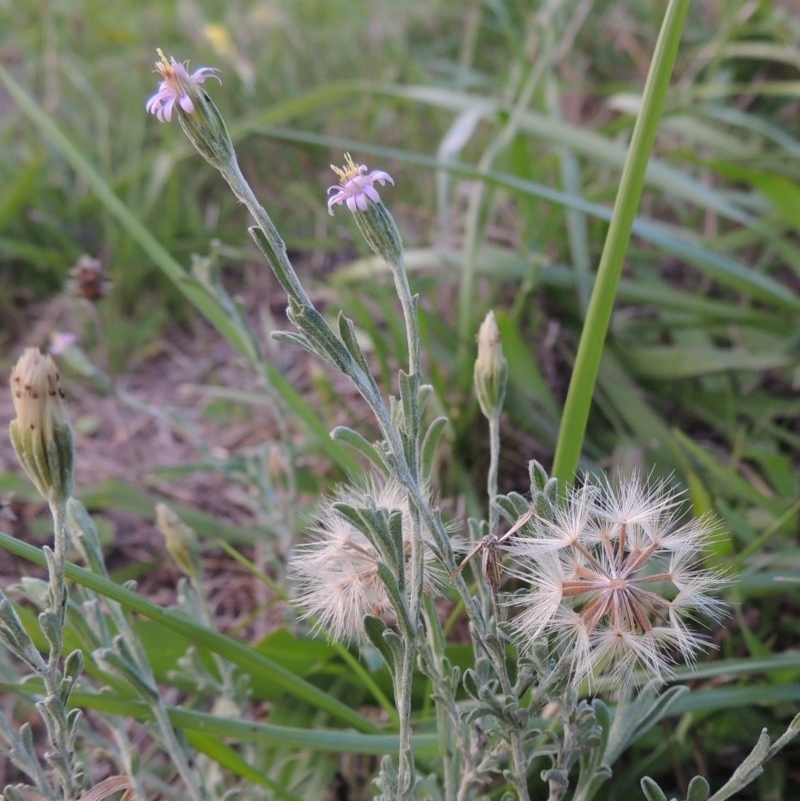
(289, 478), (449, 642)
(504, 473), (727, 689)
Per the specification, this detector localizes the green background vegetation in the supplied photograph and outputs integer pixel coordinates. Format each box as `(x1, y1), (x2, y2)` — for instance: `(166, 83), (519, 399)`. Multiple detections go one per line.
(0, 0), (799, 798)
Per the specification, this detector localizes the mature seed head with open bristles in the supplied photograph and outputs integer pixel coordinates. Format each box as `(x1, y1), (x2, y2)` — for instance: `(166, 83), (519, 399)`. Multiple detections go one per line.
(503, 474), (727, 689)
(289, 478), (449, 642)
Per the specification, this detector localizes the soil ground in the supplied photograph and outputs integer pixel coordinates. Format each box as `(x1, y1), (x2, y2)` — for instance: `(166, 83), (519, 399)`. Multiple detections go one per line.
(0, 293), (294, 636)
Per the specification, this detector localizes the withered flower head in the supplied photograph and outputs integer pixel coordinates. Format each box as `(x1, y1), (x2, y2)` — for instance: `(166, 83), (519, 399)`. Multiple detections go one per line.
(66, 255), (112, 302)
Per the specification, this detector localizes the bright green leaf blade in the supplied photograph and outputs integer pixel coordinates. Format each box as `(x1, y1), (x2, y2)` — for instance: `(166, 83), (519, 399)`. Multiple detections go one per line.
(58, 691), (437, 756)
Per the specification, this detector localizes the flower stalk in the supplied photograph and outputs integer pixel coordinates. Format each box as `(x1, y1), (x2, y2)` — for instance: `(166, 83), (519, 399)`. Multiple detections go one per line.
(6, 349), (83, 799)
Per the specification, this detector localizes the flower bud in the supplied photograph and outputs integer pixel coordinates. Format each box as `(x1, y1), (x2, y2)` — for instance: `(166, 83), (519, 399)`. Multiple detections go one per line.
(352, 201), (404, 268)
(474, 310), (508, 419)
(9, 348), (75, 503)
(174, 82), (237, 171)
(155, 503), (202, 583)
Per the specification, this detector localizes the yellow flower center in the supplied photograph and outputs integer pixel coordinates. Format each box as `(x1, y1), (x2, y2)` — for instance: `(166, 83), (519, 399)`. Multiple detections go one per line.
(330, 153), (361, 185)
(154, 48), (174, 78)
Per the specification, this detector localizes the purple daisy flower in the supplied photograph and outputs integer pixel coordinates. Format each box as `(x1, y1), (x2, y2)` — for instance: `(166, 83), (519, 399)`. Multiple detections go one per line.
(145, 49), (220, 123)
(327, 153), (394, 215)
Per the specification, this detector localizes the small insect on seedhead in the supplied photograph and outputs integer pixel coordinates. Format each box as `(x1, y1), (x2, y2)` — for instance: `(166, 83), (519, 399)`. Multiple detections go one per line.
(452, 508), (535, 593)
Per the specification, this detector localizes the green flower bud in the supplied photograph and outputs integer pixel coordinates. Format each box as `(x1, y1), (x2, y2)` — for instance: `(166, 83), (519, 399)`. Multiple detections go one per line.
(174, 83), (237, 171)
(474, 310), (508, 420)
(155, 503), (202, 583)
(351, 200), (404, 267)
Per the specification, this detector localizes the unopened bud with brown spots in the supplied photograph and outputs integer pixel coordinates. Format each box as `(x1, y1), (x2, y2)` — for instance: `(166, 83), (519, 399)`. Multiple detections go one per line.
(9, 348), (75, 503)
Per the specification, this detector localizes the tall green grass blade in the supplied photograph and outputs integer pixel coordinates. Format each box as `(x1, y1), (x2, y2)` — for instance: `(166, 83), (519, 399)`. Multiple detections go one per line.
(545, 70), (592, 311)
(551, 0), (691, 484)
(78, 479), (266, 546)
(699, 106), (800, 155)
(669, 683), (800, 714)
(595, 353), (682, 471)
(671, 431), (787, 519)
(375, 85), (756, 227)
(622, 346), (790, 379)
(334, 247), (794, 320)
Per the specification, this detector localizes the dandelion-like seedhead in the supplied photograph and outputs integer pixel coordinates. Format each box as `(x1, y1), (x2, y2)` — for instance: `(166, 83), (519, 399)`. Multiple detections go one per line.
(327, 153), (394, 216)
(504, 474), (727, 689)
(289, 478), (449, 642)
(145, 49), (220, 123)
